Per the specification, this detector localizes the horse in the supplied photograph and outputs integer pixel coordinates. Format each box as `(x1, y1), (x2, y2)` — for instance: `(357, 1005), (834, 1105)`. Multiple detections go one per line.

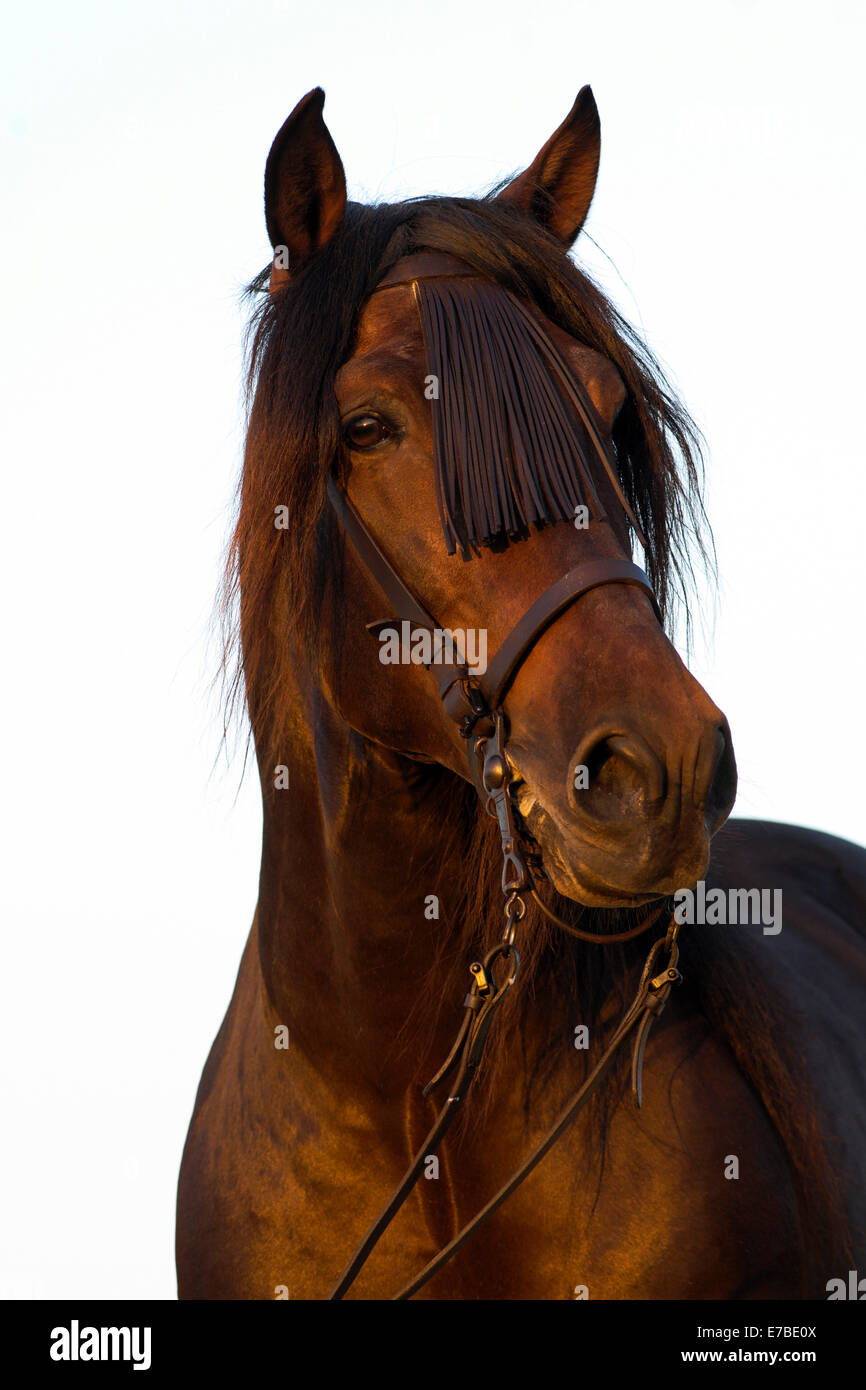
(176, 87), (866, 1300)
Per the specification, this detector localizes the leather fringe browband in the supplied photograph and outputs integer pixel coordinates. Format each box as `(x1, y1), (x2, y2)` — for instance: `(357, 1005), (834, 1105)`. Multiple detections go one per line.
(373, 254), (645, 556)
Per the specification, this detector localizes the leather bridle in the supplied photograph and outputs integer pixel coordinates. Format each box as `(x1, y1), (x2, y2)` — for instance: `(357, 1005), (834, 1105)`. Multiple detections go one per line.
(324, 254), (682, 1299)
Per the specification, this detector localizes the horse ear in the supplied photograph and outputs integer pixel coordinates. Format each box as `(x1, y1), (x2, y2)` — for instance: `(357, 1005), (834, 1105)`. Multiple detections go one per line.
(264, 88), (347, 292)
(496, 87), (601, 247)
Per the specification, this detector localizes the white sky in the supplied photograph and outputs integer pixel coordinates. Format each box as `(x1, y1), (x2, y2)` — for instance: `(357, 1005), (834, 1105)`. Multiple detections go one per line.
(2, 0), (864, 1299)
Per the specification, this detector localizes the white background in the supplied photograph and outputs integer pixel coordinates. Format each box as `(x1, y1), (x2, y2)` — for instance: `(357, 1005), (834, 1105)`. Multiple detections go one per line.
(2, 0), (863, 1298)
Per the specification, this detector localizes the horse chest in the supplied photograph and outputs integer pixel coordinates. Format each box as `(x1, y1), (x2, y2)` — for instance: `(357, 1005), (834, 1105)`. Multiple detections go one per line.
(180, 1015), (791, 1300)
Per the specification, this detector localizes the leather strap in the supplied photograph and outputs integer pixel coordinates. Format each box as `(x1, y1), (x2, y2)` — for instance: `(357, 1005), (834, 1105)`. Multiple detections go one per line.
(327, 476), (438, 633)
(327, 477), (476, 707)
(390, 930), (680, 1300)
(373, 252), (482, 292)
(329, 923), (680, 1300)
(328, 936), (519, 1301)
(478, 558), (660, 711)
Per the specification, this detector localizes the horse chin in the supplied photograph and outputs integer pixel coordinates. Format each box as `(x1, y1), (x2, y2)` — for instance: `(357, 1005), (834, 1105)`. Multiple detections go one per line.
(512, 777), (710, 910)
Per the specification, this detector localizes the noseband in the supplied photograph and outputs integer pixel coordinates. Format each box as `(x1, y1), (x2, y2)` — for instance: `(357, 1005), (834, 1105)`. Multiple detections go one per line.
(325, 253), (682, 1299)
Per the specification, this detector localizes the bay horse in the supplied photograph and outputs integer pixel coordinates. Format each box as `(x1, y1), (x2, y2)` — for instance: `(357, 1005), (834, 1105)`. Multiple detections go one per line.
(176, 87), (866, 1299)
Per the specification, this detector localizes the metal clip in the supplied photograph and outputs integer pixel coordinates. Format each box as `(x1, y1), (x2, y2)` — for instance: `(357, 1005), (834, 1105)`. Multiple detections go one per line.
(458, 681), (493, 738)
(631, 933), (683, 1106)
(469, 961), (492, 997)
(502, 890), (527, 949)
(649, 966), (682, 992)
(482, 712), (529, 895)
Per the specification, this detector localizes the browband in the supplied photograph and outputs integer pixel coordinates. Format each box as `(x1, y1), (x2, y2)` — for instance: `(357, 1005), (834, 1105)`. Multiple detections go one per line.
(372, 251), (482, 292)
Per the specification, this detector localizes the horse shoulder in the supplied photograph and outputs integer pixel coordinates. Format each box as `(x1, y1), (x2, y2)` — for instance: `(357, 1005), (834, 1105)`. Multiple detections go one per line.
(583, 1006), (805, 1298)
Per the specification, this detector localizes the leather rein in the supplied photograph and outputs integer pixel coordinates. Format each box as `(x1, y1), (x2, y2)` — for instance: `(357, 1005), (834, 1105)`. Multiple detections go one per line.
(324, 254), (682, 1299)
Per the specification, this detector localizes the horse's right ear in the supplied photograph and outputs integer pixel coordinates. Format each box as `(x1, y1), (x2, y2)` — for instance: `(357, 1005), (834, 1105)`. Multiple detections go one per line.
(264, 88), (347, 292)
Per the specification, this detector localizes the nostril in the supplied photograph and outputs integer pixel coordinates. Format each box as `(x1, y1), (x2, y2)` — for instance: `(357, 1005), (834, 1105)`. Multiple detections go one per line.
(703, 724), (737, 833)
(568, 727), (666, 820)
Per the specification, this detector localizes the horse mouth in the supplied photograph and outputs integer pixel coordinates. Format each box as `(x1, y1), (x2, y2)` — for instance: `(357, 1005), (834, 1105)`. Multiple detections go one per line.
(509, 767), (707, 908)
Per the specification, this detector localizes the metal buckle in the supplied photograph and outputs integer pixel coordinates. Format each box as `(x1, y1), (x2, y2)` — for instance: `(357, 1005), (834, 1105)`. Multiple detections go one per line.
(459, 683), (492, 738)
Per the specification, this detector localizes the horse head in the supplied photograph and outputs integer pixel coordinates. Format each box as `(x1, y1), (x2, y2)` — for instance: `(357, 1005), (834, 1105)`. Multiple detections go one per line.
(252, 87), (736, 911)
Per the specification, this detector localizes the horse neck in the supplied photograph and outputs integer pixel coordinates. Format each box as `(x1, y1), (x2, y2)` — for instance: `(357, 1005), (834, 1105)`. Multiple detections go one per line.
(252, 658), (476, 1095)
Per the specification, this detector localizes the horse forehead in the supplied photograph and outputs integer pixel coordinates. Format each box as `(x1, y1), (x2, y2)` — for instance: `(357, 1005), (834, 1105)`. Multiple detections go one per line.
(349, 287), (425, 365)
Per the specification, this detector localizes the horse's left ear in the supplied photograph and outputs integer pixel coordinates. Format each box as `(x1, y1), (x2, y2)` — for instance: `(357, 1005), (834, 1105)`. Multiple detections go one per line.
(264, 87), (347, 292)
(496, 87), (601, 246)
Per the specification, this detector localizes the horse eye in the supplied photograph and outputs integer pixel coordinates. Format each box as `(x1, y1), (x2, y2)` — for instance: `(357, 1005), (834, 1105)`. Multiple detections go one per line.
(343, 415), (392, 450)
